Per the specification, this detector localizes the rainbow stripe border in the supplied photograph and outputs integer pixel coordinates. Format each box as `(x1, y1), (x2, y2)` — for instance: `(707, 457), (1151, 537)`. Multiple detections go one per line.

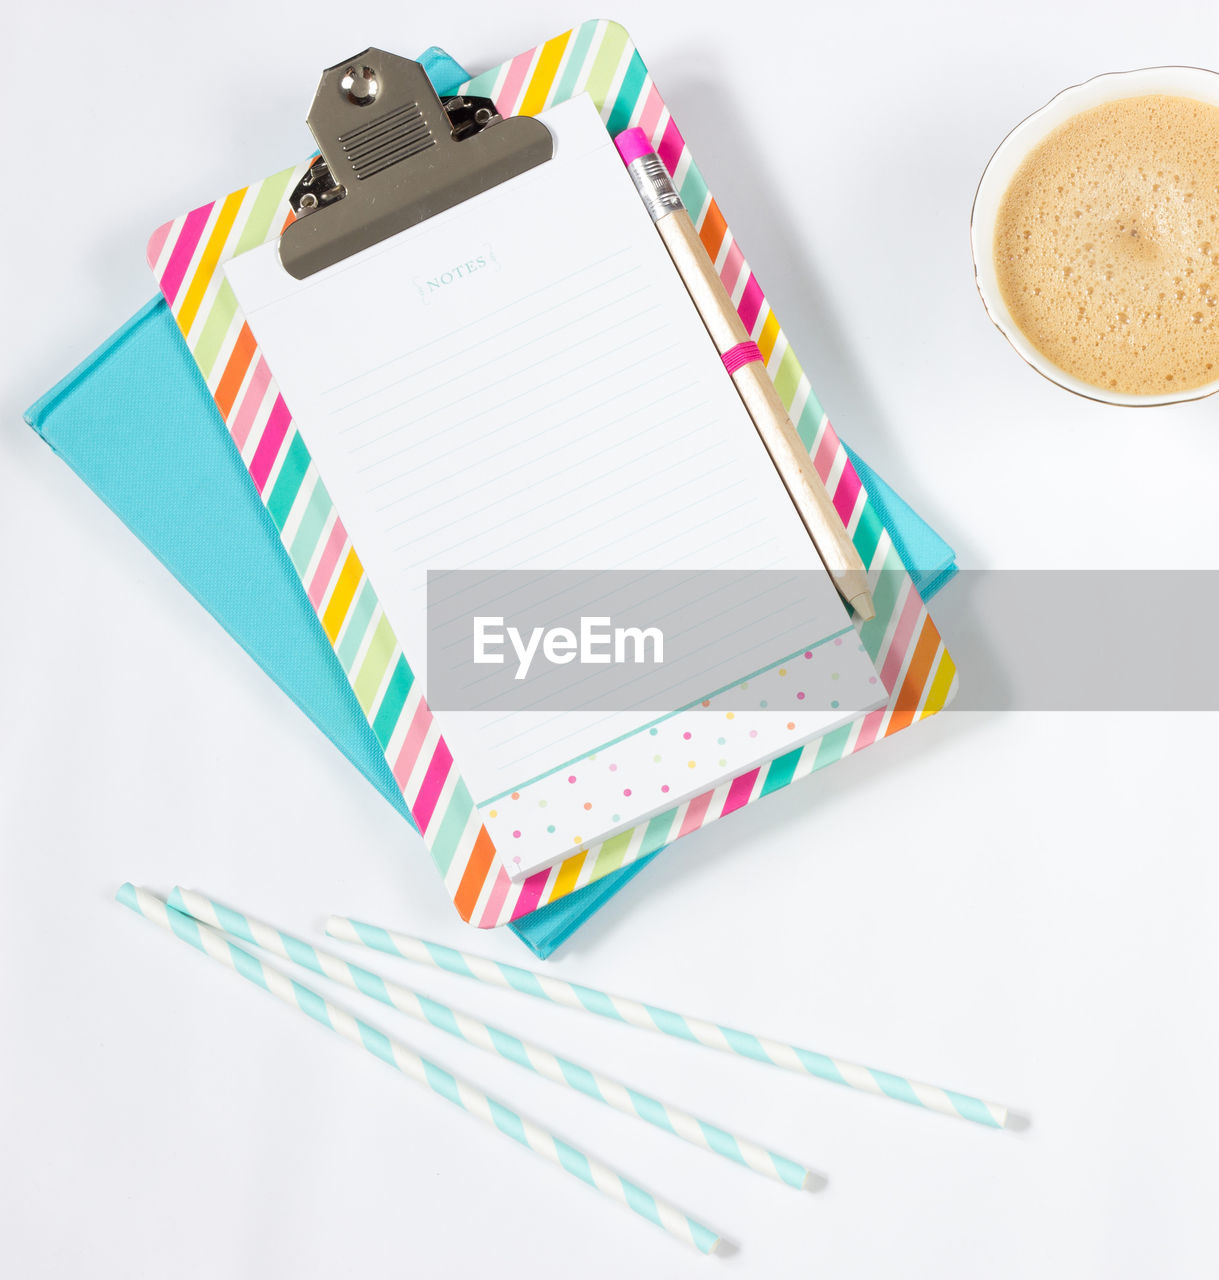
(147, 21), (956, 928)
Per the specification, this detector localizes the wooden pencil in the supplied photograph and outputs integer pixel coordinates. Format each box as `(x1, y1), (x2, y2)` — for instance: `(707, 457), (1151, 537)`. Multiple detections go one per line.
(615, 128), (875, 621)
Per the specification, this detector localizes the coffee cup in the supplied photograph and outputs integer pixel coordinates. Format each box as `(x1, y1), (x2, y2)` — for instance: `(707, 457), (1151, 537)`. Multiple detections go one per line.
(971, 66), (1219, 406)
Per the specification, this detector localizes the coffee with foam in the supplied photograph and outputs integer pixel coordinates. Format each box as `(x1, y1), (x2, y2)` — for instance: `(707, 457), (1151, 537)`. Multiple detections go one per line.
(994, 95), (1219, 395)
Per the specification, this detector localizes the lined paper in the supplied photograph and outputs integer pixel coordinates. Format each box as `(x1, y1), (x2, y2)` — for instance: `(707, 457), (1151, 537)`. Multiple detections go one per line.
(225, 95), (884, 875)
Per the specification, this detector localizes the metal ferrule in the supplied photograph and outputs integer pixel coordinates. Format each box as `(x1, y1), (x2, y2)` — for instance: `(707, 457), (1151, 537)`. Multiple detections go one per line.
(625, 153), (685, 222)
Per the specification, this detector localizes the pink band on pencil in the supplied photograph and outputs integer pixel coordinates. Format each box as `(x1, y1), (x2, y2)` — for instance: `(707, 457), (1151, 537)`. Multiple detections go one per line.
(614, 127), (655, 166)
(721, 341), (763, 375)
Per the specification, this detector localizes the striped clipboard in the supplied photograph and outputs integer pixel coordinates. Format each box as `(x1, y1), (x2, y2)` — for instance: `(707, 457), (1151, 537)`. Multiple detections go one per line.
(147, 20), (957, 929)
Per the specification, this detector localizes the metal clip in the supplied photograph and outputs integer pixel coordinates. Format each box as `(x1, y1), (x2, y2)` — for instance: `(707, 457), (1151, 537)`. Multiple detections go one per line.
(279, 49), (553, 279)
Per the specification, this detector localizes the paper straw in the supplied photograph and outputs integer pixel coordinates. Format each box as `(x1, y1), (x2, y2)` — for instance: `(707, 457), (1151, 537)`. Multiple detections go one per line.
(116, 886), (721, 1253)
(170, 888), (814, 1190)
(327, 916), (1008, 1130)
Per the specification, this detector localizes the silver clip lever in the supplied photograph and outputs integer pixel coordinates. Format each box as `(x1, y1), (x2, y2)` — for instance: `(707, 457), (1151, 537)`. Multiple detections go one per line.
(279, 49), (553, 279)
(288, 95), (506, 219)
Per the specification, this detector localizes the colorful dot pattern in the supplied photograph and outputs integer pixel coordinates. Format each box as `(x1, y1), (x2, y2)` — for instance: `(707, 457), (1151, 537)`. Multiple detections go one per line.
(476, 639), (885, 860)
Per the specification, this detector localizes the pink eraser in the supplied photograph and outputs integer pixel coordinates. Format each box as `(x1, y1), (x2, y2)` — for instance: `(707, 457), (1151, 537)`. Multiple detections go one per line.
(614, 127), (654, 166)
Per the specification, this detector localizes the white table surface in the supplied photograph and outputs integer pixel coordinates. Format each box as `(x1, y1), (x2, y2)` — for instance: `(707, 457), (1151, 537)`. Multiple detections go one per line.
(3, 2), (1217, 1276)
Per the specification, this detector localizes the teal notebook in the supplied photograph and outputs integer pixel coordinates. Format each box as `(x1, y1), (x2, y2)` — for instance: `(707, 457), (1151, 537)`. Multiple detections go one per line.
(25, 48), (955, 957)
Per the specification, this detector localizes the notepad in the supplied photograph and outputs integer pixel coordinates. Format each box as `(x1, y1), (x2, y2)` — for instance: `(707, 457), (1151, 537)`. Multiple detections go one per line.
(224, 93), (885, 878)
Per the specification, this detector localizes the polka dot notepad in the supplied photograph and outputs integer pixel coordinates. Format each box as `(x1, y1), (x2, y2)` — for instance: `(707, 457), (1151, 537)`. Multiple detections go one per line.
(482, 634), (883, 879)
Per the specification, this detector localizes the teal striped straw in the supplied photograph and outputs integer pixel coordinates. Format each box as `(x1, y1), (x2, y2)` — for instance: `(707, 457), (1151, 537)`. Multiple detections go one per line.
(327, 916), (1008, 1130)
(116, 885), (722, 1253)
(169, 887), (815, 1190)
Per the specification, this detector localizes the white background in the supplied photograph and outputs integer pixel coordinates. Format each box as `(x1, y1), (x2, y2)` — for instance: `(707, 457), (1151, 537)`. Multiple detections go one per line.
(2, 2), (1217, 1276)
